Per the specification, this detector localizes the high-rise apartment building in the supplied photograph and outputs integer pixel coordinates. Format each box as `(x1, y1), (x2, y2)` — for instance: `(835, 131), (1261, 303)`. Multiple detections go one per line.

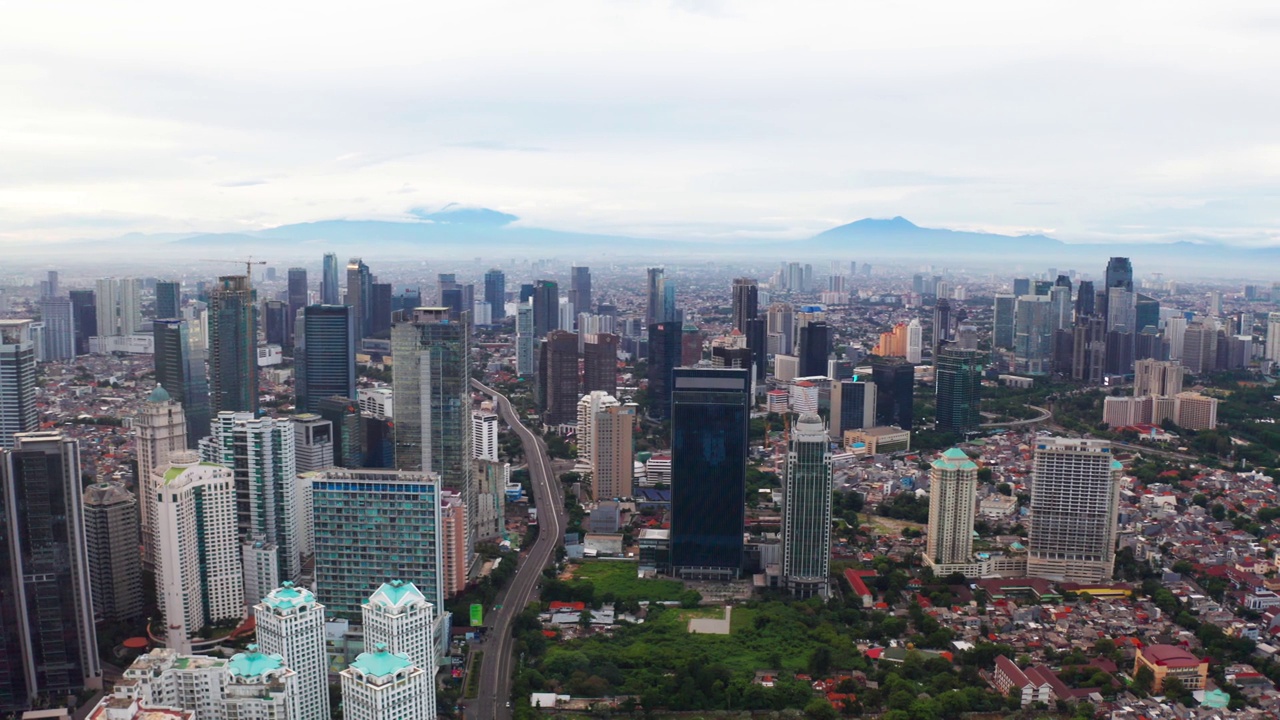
(295, 305), (356, 413)
(1267, 312), (1280, 362)
(136, 385), (188, 568)
(767, 303), (794, 356)
(575, 392), (629, 498)
(516, 304), (535, 376)
(0, 319), (38, 449)
(569, 266), (592, 321)
(83, 482), (145, 623)
(346, 258), (372, 340)
(670, 368), (750, 579)
(925, 448), (978, 567)
(70, 289), (96, 355)
(1134, 359), (1185, 397)
(363, 580), (437, 673)
(782, 413), (833, 598)
(582, 332), (619, 396)
(871, 357), (914, 430)
(440, 491), (468, 600)
(200, 412), (301, 584)
(934, 347), (984, 434)
(484, 269), (506, 321)
(1181, 322), (1218, 375)
(153, 452), (242, 654)
(0, 432), (101, 706)
(254, 583), (330, 720)
(340, 646), (433, 720)
(472, 411), (499, 462)
(95, 277), (142, 337)
(153, 319), (210, 445)
(905, 318), (924, 364)
(321, 253), (340, 305)
(208, 275), (258, 415)
(830, 378), (875, 440)
(1027, 438), (1122, 583)
(538, 330), (579, 426)
(309, 470), (443, 620)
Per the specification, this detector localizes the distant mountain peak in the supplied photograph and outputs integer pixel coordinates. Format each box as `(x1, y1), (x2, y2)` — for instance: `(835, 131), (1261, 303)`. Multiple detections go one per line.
(407, 204), (517, 226)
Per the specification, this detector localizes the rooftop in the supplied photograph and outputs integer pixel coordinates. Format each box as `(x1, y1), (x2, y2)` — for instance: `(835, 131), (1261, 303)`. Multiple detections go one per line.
(227, 645), (285, 679)
(261, 581), (316, 611)
(367, 579), (428, 610)
(349, 644), (413, 679)
(932, 447), (978, 471)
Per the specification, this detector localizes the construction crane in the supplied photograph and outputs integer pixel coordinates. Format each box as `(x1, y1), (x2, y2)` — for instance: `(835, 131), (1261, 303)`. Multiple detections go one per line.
(200, 257), (267, 281)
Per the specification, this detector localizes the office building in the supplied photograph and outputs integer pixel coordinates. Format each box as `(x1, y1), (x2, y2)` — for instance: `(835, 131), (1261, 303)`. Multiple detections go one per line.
(153, 452), (242, 654)
(155, 280), (181, 321)
(472, 411), (499, 462)
(538, 330), (579, 426)
(515, 304), (535, 376)
(1026, 438), (1122, 583)
(732, 277), (759, 332)
(743, 316), (766, 380)
(262, 299), (289, 346)
(670, 368), (750, 579)
(0, 319), (38, 449)
(345, 258), (372, 340)
(871, 357), (914, 430)
(1174, 392), (1219, 430)
(321, 253), (340, 305)
(318, 396), (362, 469)
(932, 299), (953, 356)
(1098, 257), (1132, 320)
(135, 385), (188, 566)
(209, 275), (258, 415)
(646, 268), (665, 325)
(531, 280), (559, 337)
(1132, 645), (1209, 695)
(925, 448), (978, 566)
(38, 296), (75, 361)
(1181, 322), (1218, 375)
(370, 283), (393, 337)
(569, 266), (592, 321)
(767, 302), (794, 356)
(295, 305), (357, 413)
(0, 432), (101, 707)
(582, 332), (619, 396)
(200, 412), (302, 584)
(782, 413), (833, 598)
(310, 469), (444, 620)
(647, 322), (683, 420)
(1014, 295), (1053, 375)
(935, 347), (984, 434)
(254, 583), (330, 720)
(991, 294), (1016, 350)
(70, 289), (96, 355)
(830, 378), (875, 440)
(153, 318), (211, 445)
(1134, 359), (1184, 397)
(363, 580), (437, 675)
(483, 269), (506, 321)
(1071, 315), (1107, 384)
(340, 645), (433, 720)
(83, 482), (145, 623)
(797, 321), (831, 378)
(287, 267), (308, 331)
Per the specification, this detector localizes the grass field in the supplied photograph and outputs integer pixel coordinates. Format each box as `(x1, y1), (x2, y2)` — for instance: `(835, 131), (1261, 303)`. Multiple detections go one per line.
(567, 560), (686, 602)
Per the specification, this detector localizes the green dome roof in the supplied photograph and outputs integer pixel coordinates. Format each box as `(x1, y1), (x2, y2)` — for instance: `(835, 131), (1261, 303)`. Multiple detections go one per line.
(147, 385), (171, 403)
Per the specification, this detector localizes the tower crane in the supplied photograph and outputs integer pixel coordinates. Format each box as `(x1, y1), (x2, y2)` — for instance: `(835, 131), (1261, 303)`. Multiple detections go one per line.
(200, 257), (267, 281)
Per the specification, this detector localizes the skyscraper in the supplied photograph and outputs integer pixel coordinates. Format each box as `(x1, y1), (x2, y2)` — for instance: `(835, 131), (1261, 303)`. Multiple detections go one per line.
(582, 332), (619, 397)
(208, 275), (258, 415)
(1075, 280), (1095, 318)
(340, 645), (433, 720)
(1181, 322), (1218, 375)
(262, 300), (289, 346)
(83, 482), (145, 623)
(95, 277), (119, 337)
(391, 307), (474, 564)
(200, 412), (302, 585)
(38, 296), (75, 361)
(515, 304), (535, 376)
(732, 278), (759, 333)
(1099, 256), (1133, 320)
(538, 330), (579, 426)
(321, 253), (340, 305)
(569, 266), (592, 321)
(363, 580), (437, 673)
(287, 267), (308, 331)
(153, 452), (242, 654)
(1012, 278), (1031, 297)
(646, 321), (682, 420)
(0, 432), (101, 705)
(871, 357), (914, 430)
(0, 320), (38, 449)
(531, 280), (559, 337)
(484, 269), (506, 321)
(782, 412), (833, 598)
(310, 470), (443, 620)
(830, 377), (875, 440)
(1014, 295), (1053, 375)
(295, 305), (356, 413)
(69, 289), (96, 355)
(905, 318), (923, 364)
(670, 367), (750, 579)
(1266, 312), (1280, 362)
(1134, 359), (1185, 397)
(346, 258), (372, 340)
(934, 347), (984, 434)
(1026, 438), (1122, 583)
(925, 448), (978, 566)
(136, 385), (188, 566)
(155, 281), (181, 320)
(646, 268), (665, 325)
(767, 303), (794, 356)
(931, 298), (952, 356)
(797, 321), (831, 378)
(153, 318), (210, 445)
(254, 583), (330, 720)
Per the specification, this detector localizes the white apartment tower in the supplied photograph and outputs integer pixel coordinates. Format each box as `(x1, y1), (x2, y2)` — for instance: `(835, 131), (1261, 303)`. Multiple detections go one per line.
(363, 580), (437, 672)
(255, 582), (330, 720)
(291, 413), (334, 559)
(782, 413), (833, 599)
(905, 318), (923, 364)
(137, 385), (188, 566)
(224, 645), (299, 720)
(1026, 438), (1122, 583)
(1267, 312), (1280, 362)
(0, 319), (38, 449)
(925, 448), (978, 566)
(471, 411), (499, 462)
(340, 645), (434, 720)
(575, 390), (618, 473)
(1133, 359), (1185, 398)
(153, 451), (243, 654)
(516, 303), (535, 376)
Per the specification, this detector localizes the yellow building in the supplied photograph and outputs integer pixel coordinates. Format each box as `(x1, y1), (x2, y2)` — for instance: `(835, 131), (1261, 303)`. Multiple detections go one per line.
(1133, 645), (1208, 693)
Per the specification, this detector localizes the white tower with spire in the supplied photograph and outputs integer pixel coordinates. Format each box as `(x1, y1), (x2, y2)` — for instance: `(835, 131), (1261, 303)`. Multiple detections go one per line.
(136, 385), (188, 567)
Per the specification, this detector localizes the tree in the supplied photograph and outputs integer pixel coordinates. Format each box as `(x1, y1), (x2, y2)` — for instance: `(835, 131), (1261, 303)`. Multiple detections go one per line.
(1162, 676), (1189, 705)
(804, 698), (838, 720)
(808, 646), (833, 677)
(1133, 664), (1155, 696)
(996, 483), (1012, 496)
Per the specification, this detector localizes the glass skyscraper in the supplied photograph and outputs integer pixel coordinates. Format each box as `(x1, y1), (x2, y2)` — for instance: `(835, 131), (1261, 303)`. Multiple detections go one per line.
(531, 280), (559, 337)
(934, 347), (984, 434)
(646, 322), (682, 420)
(670, 367), (750, 580)
(782, 413), (832, 598)
(153, 318), (211, 445)
(208, 275), (258, 415)
(871, 357), (914, 430)
(484, 269), (506, 321)
(321, 253), (340, 306)
(155, 280), (181, 320)
(295, 305), (356, 413)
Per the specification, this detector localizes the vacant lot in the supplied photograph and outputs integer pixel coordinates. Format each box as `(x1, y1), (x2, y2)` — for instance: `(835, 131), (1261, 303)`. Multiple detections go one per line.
(567, 560), (686, 602)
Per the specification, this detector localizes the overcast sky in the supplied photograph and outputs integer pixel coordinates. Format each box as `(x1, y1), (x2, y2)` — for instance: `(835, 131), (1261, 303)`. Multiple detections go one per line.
(3, 1), (1279, 246)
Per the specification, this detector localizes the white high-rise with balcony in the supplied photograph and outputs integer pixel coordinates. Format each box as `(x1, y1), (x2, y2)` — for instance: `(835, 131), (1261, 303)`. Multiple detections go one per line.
(363, 580), (436, 673)
(254, 582), (329, 720)
(340, 645), (434, 720)
(471, 411), (499, 462)
(1027, 438), (1122, 583)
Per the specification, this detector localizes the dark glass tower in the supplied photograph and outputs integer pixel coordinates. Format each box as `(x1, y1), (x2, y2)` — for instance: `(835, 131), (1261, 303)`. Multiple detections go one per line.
(0, 432), (100, 708)
(296, 305), (357, 413)
(346, 258), (372, 340)
(320, 253), (340, 305)
(582, 332), (619, 397)
(208, 275), (257, 415)
(1100, 256), (1133, 320)
(155, 281), (181, 320)
(153, 318), (211, 445)
(1135, 294), (1160, 333)
(670, 367), (750, 579)
(872, 357), (914, 430)
(369, 283), (392, 337)
(733, 278), (765, 380)
(317, 396), (362, 469)
(519, 283), (535, 304)
(69, 289), (96, 356)
(262, 299), (289, 346)
(934, 347), (984, 434)
(1075, 280), (1095, 318)
(532, 280), (559, 337)
(932, 299), (952, 357)
(1013, 278), (1030, 297)
(537, 330), (579, 426)
(569, 266), (592, 319)
(834, 378), (875, 437)
(484, 269), (506, 321)
(287, 267), (308, 342)
(797, 321), (831, 377)
(646, 322), (683, 420)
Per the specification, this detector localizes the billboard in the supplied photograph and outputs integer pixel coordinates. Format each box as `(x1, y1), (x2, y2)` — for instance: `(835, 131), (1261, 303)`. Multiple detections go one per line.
(470, 604), (483, 627)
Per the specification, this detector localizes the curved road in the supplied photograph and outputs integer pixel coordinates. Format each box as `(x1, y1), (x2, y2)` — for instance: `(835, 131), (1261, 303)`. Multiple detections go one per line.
(980, 405), (1052, 428)
(468, 380), (565, 720)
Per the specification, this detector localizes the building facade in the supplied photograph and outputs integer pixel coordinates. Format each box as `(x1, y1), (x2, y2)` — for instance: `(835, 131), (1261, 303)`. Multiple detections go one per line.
(295, 305), (357, 413)
(0, 319), (38, 449)
(782, 413), (833, 598)
(1026, 438), (1122, 583)
(208, 275), (258, 415)
(925, 448), (978, 568)
(254, 583), (330, 720)
(83, 483), (145, 622)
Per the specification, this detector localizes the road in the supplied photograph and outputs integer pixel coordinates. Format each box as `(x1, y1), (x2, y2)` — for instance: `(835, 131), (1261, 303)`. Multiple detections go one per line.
(980, 405), (1053, 428)
(468, 379), (565, 720)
